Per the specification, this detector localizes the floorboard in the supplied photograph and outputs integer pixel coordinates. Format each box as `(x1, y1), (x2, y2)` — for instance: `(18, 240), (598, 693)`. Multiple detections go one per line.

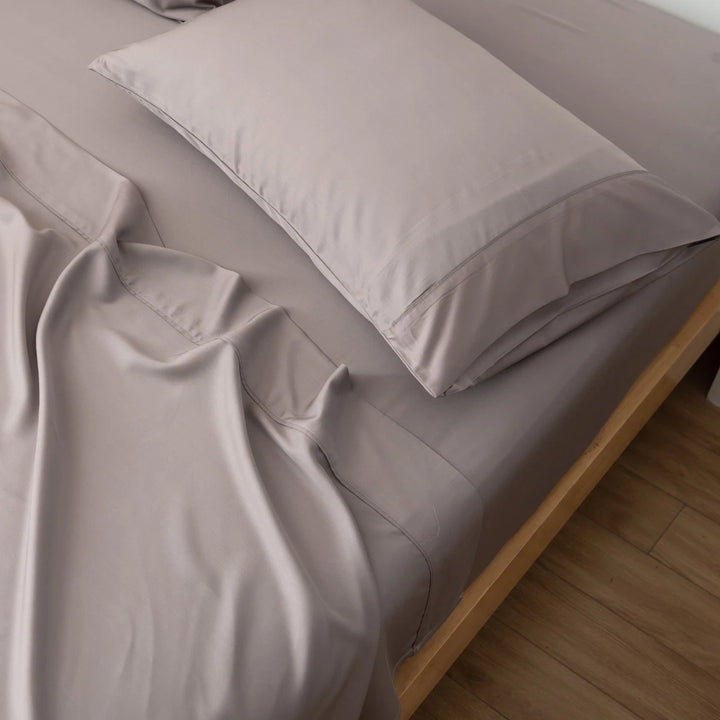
(538, 513), (720, 679)
(619, 425), (720, 524)
(494, 564), (720, 720)
(579, 465), (682, 552)
(651, 507), (720, 599)
(449, 618), (639, 720)
(412, 676), (507, 720)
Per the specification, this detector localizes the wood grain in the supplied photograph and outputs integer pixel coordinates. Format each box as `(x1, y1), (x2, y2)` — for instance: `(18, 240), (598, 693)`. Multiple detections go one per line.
(579, 464), (682, 551)
(449, 618), (639, 720)
(411, 676), (506, 720)
(617, 346), (720, 524)
(494, 563), (720, 720)
(652, 508), (720, 599)
(619, 419), (720, 524)
(539, 513), (720, 679)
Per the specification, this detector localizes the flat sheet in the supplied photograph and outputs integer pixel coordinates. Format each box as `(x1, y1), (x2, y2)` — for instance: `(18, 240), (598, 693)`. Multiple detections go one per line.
(1, 90), (485, 720)
(1, 0), (719, 713)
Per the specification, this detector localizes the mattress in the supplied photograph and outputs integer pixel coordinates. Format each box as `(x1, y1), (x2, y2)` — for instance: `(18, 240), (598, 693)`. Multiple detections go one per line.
(1, 0), (719, 714)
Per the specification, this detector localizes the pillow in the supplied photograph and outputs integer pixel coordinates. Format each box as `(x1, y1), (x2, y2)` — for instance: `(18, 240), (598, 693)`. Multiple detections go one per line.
(91, 0), (720, 396)
(131, 0), (230, 21)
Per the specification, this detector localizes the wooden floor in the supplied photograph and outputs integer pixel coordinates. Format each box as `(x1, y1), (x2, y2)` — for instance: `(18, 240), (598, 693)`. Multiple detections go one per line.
(414, 336), (720, 720)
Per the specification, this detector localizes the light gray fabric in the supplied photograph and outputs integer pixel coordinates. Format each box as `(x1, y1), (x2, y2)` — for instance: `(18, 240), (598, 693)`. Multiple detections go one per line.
(1, 0), (719, 717)
(90, 0), (720, 396)
(0, 89), (486, 720)
(132, 0), (229, 22)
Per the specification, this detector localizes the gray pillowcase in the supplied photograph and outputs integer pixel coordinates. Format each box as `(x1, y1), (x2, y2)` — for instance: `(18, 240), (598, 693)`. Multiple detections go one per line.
(91, 0), (720, 396)
(131, 0), (230, 21)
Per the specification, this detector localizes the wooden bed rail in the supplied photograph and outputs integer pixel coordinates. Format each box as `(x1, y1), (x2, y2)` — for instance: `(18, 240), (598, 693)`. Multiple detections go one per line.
(395, 279), (720, 719)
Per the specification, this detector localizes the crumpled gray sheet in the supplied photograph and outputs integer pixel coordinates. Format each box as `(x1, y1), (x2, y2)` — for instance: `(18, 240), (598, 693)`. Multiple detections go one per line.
(0, 91), (485, 720)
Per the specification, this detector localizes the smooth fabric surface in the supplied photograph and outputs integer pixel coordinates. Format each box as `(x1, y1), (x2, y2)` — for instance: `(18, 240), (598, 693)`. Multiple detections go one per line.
(0, 0), (719, 717)
(91, 0), (720, 396)
(0, 90), (487, 720)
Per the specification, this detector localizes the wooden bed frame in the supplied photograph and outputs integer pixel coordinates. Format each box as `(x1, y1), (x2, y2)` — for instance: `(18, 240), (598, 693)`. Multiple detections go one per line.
(395, 278), (720, 719)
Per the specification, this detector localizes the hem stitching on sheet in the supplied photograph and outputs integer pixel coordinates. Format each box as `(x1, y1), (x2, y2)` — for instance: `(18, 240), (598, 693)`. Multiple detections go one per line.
(96, 238), (437, 649)
(0, 99), (167, 249)
(1, 89), (461, 647)
(0, 156), (95, 246)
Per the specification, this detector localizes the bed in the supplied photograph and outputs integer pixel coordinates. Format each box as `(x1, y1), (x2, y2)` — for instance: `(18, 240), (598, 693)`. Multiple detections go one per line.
(1, 0), (718, 718)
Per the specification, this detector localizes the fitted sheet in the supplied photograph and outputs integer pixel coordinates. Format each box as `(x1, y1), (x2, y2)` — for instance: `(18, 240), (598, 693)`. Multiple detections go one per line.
(1, 0), (719, 700)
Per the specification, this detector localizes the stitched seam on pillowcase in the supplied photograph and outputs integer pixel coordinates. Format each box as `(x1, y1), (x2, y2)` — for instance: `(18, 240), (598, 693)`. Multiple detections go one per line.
(383, 172), (669, 393)
(372, 137), (594, 280)
(454, 246), (699, 392)
(397, 176), (645, 336)
(97, 63), (648, 341)
(390, 169), (649, 330)
(97, 236), (438, 649)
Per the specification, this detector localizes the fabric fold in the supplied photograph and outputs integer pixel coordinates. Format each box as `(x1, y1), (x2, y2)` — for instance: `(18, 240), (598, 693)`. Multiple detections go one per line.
(0, 89), (483, 720)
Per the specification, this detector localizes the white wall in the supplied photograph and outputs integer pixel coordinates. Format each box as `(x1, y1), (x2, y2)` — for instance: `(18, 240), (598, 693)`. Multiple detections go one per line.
(640, 0), (720, 33)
